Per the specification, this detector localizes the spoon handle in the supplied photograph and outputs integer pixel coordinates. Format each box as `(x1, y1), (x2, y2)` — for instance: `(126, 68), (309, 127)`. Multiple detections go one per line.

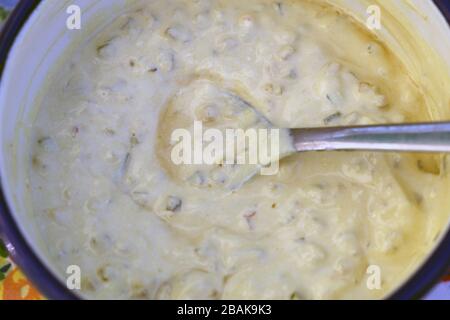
(291, 122), (450, 153)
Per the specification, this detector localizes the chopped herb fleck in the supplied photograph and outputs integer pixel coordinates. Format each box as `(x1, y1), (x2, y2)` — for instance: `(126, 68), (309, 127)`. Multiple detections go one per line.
(274, 2), (284, 16)
(0, 7), (9, 22)
(97, 266), (109, 282)
(105, 128), (116, 136)
(130, 134), (139, 147)
(71, 126), (79, 138)
(244, 211), (257, 230)
(290, 292), (302, 300)
(37, 137), (51, 145)
(0, 239), (8, 258)
(96, 43), (109, 54)
(0, 263), (12, 274)
(323, 112), (342, 125)
(326, 94), (335, 104)
(166, 196), (182, 212)
(120, 153), (131, 177)
(31, 155), (43, 169)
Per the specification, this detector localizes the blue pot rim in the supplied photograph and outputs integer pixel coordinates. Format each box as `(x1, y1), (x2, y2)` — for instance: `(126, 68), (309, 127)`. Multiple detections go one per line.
(0, 0), (449, 300)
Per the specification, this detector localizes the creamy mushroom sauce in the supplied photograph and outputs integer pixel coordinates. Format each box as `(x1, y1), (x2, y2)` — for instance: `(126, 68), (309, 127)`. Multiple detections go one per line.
(29, 0), (448, 299)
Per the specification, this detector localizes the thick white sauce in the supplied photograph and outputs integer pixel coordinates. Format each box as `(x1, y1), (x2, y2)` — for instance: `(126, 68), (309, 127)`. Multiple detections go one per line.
(29, 0), (448, 299)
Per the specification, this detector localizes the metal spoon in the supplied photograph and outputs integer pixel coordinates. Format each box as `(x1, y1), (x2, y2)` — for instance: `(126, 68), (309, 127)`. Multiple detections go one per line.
(222, 121), (450, 191)
(291, 122), (450, 153)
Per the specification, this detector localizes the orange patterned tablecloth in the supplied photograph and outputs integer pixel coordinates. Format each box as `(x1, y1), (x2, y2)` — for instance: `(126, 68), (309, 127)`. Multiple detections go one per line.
(0, 240), (44, 300)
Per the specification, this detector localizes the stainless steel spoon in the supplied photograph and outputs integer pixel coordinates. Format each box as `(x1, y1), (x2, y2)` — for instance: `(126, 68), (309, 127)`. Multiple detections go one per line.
(291, 122), (450, 153)
(222, 121), (450, 190)
(220, 121), (450, 191)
